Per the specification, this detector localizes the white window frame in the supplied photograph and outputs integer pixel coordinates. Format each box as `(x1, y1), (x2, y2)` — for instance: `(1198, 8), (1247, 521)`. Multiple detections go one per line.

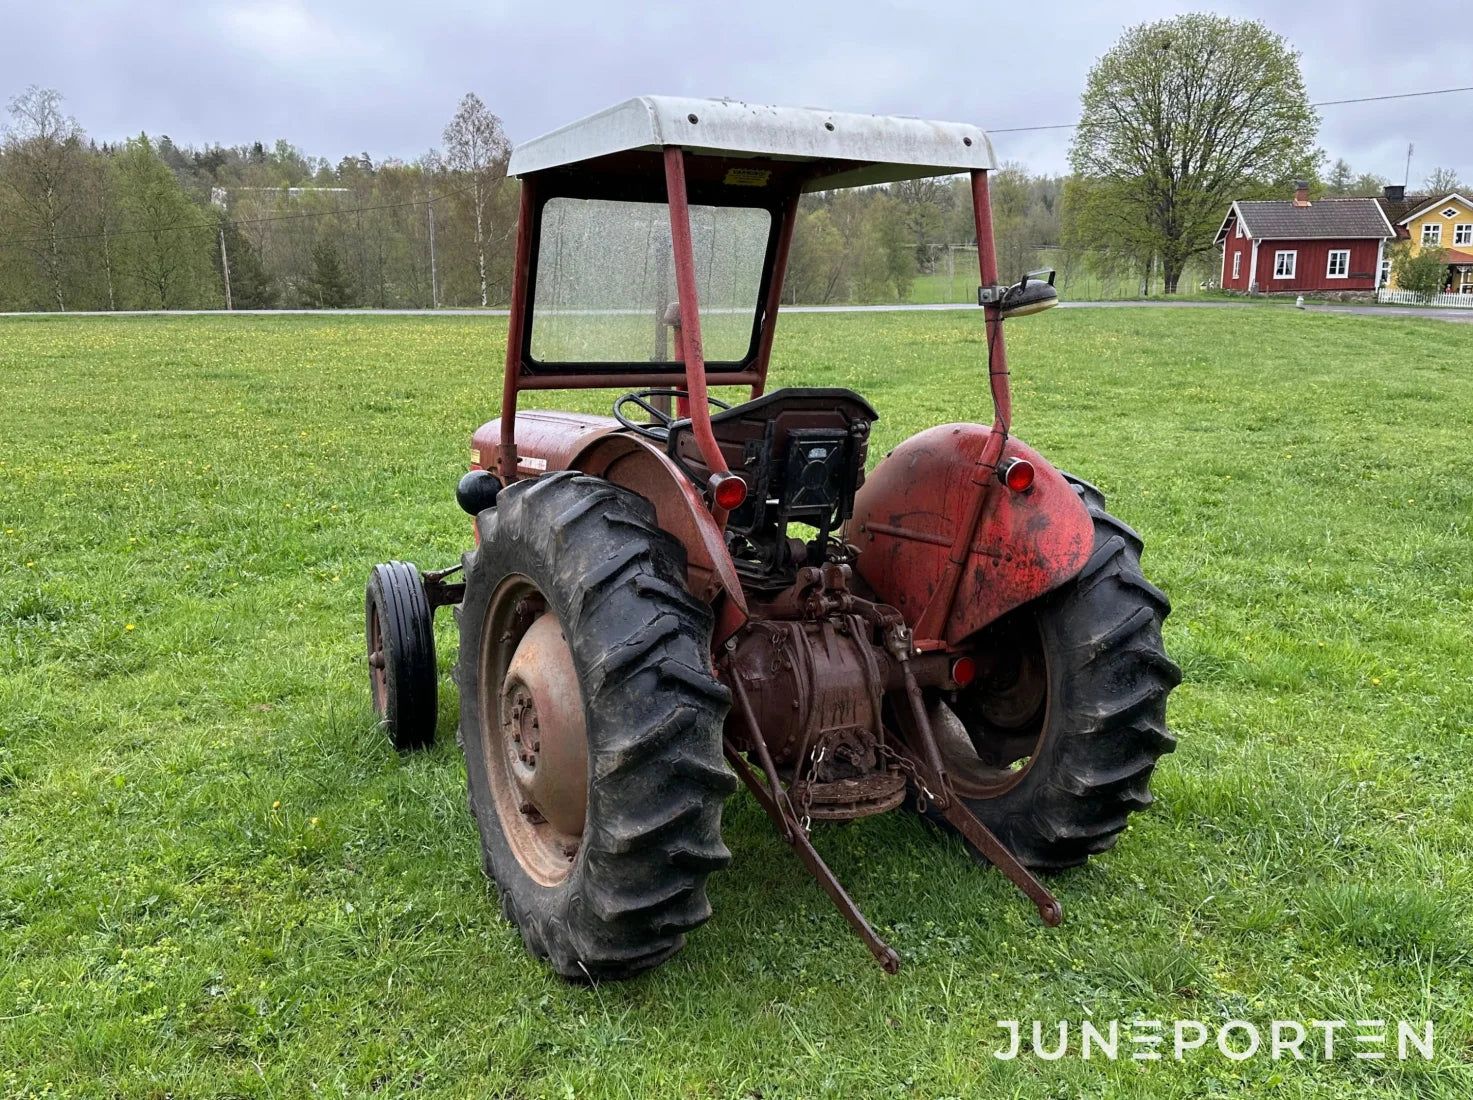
(1455, 224), (1473, 246)
(1380, 257), (1392, 285)
(1326, 249), (1350, 278)
(1422, 223), (1442, 246)
(1236, 220), (1244, 239)
(1232, 251), (1241, 280)
(1273, 250), (1297, 279)
(1441, 208), (1460, 219)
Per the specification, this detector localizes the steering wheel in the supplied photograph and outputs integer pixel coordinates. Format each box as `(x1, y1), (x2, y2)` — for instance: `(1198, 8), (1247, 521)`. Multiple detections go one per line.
(613, 389), (731, 443)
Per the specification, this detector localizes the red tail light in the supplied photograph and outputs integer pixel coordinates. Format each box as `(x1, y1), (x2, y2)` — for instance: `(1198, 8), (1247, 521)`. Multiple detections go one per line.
(711, 473), (748, 511)
(950, 656), (976, 688)
(998, 457), (1035, 493)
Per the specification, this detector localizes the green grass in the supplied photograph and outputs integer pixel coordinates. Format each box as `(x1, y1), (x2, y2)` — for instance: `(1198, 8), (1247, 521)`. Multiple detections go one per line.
(2, 309), (1472, 1098)
(904, 249), (1222, 304)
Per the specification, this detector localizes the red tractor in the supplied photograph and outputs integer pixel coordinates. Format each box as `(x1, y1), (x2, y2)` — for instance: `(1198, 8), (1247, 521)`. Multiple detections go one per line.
(365, 97), (1179, 979)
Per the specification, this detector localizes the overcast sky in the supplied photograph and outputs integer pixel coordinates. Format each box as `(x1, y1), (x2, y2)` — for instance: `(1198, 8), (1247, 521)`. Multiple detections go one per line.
(5, 0), (1470, 188)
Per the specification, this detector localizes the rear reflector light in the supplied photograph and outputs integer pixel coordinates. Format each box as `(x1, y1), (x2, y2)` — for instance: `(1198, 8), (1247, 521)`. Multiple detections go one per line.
(711, 473), (748, 511)
(998, 457), (1035, 493)
(950, 656), (976, 687)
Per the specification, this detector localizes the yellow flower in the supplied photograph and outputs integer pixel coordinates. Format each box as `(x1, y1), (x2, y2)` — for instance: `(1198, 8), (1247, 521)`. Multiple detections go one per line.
(272, 800), (281, 810)
(125, 624), (135, 631)
(1371, 677), (1381, 685)
(310, 817), (320, 827)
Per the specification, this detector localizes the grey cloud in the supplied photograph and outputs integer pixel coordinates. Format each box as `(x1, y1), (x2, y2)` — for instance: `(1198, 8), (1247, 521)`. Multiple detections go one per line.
(3, 0), (1469, 184)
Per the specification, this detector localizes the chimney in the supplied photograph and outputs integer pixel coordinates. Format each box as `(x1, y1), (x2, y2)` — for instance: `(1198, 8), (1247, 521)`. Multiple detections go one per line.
(1293, 180), (1311, 207)
(1383, 184), (1405, 203)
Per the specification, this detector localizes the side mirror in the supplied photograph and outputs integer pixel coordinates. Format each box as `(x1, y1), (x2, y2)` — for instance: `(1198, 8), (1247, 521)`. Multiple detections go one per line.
(996, 269), (1059, 319)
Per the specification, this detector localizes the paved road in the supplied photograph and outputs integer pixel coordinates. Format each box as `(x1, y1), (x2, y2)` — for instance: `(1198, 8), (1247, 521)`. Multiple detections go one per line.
(4, 301), (1472, 323)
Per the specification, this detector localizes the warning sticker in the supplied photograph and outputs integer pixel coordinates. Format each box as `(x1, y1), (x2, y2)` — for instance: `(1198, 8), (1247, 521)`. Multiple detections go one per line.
(724, 167), (771, 187)
(518, 455), (549, 472)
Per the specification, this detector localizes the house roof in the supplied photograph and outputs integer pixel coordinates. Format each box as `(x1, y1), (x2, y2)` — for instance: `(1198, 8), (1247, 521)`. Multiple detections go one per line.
(1220, 197), (1393, 242)
(1394, 192), (1471, 225)
(1376, 192), (1432, 226)
(1441, 249), (1473, 266)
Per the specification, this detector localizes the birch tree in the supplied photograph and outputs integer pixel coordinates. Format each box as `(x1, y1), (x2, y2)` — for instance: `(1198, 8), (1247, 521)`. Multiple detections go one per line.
(442, 93), (510, 307)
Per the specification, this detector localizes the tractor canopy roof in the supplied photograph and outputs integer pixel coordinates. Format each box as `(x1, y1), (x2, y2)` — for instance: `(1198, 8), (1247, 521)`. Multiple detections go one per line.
(508, 96), (996, 191)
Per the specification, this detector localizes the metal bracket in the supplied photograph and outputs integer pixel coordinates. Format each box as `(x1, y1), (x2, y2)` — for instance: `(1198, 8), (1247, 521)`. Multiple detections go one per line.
(889, 698), (1062, 928)
(422, 563), (466, 611)
(723, 739), (902, 974)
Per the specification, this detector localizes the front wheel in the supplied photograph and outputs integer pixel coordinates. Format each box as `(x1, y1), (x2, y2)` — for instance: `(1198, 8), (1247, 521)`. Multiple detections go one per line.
(927, 475), (1181, 871)
(365, 561), (438, 752)
(456, 472), (735, 981)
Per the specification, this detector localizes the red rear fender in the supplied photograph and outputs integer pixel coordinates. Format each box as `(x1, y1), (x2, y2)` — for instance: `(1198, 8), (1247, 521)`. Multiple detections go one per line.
(847, 424), (1093, 645)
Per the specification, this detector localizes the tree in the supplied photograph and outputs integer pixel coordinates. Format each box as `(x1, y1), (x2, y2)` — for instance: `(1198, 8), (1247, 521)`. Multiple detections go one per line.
(302, 238), (354, 307)
(1423, 167), (1464, 195)
(114, 134), (213, 308)
(1068, 14), (1319, 293)
(213, 212), (277, 308)
(1326, 158), (1354, 196)
(1391, 242), (1449, 298)
(786, 207), (844, 303)
(443, 93), (510, 307)
(2, 86), (85, 309)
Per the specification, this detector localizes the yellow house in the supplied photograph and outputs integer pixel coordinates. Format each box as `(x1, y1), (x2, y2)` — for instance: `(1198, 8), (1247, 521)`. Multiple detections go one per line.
(1387, 191), (1473, 293)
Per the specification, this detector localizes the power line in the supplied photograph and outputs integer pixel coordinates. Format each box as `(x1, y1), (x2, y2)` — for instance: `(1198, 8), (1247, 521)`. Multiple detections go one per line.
(990, 84), (1473, 134)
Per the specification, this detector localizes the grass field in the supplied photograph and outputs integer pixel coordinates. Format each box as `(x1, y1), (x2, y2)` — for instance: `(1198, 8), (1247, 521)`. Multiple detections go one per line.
(2, 308), (1471, 1098)
(903, 249), (1221, 304)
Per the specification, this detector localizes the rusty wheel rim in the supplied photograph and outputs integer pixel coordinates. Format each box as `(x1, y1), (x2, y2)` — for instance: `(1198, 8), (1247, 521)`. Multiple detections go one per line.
(933, 613), (1050, 799)
(367, 602), (388, 714)
(479, 575), (588, 887)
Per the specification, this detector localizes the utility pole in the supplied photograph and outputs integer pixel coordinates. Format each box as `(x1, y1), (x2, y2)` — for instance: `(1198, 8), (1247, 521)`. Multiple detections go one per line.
(1404, 143), (1414, 189)
(218, 226), (233, 311)
(427, 196), (439, 309)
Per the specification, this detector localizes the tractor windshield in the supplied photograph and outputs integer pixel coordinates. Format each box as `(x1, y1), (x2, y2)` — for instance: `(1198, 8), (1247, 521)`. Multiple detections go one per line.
(530, 197), (770, 365)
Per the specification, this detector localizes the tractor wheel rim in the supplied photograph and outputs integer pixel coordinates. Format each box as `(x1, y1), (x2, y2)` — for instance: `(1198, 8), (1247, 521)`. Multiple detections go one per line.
(367, 603), (387, 713)
(934, 612), (1050, 799)
(479, 575), (587, 887)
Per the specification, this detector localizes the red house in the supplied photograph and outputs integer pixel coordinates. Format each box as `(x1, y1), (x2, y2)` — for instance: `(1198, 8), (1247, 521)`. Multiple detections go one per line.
(1215, 182), (1393, 296)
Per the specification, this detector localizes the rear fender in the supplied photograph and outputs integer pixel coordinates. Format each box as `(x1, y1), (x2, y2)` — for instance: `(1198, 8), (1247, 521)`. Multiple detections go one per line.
(469, 414), (748, 644)
(572, 434), (749, 644)
(847, 424), (1093, 646)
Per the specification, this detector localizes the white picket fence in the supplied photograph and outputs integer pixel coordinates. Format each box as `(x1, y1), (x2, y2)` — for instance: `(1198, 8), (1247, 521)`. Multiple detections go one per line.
(1376, 288), (1473, 308)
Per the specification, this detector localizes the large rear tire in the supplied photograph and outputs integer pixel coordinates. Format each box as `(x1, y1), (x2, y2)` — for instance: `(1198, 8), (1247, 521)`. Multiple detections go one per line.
(928, 475), (1181, 871)
(456, 471), (735, 980)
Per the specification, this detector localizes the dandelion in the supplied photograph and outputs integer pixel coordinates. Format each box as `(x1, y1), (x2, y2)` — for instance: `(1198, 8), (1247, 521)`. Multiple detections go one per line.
(125, 624), (135, 631)
(310, 817), (320, 827)
(1372, 677), (1381, 685)
(272, 800), (281, 810)
(25, 561), (35, 568)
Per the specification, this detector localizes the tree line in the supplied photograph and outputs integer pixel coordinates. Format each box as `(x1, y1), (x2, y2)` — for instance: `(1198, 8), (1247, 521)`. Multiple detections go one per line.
(3, 17), (1465, 311)
(0, 87), (515, 311)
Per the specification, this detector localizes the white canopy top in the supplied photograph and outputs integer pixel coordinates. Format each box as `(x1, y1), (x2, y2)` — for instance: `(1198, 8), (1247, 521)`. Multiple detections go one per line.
(507, 96), (997, 191)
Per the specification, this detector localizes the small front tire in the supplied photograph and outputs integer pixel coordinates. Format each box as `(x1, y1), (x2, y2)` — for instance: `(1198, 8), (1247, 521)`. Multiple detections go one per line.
(365, 561), (439, 752)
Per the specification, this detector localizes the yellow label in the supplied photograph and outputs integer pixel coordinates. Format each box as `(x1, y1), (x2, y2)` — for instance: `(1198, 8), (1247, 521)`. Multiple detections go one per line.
(724, 167), (771, 187)
(470, 448), (481, 465)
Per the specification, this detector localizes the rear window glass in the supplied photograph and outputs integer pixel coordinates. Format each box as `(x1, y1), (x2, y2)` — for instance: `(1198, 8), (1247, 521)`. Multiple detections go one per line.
(530, 197), (770, 364)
